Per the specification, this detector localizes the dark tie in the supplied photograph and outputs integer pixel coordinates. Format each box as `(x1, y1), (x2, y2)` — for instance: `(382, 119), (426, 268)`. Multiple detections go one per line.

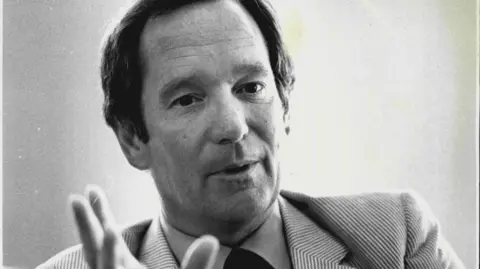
(223, 248), (275, 269)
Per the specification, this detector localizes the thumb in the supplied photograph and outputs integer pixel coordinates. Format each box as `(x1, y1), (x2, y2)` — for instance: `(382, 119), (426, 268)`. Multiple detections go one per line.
(182, 235), (219, 269)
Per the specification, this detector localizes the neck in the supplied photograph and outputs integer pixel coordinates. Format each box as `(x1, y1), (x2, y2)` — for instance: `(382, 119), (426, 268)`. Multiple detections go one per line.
(162, 199), (278, 246)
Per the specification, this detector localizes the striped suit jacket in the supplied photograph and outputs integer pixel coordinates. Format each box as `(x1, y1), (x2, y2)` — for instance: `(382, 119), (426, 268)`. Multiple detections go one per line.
(37, 190), (464, 269)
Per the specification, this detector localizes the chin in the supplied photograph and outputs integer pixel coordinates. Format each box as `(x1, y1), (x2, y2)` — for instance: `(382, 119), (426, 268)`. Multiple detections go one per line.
(212, 187), (278, 223)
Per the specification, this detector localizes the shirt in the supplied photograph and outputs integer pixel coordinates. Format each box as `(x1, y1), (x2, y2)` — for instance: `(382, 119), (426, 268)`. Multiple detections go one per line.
(159, 199), (292, 269)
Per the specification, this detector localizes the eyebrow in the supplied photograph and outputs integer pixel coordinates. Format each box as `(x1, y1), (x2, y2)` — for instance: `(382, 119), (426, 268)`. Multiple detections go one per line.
(232, 62), (270, 78)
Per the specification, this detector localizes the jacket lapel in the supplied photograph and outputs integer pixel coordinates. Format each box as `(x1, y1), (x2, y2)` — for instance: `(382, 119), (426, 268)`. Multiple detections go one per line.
(132, 193), (357, 269)
(136, 216), (179, 269)
(279, 194), (355, 269)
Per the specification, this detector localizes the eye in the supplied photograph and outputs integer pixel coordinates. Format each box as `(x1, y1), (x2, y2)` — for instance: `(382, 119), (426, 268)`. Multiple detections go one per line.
(171, 95), (202, 107)
(236, 82), (265, 95)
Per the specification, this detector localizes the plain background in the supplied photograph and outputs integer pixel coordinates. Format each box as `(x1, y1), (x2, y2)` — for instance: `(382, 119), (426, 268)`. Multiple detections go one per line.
(3, 0), (477, 268)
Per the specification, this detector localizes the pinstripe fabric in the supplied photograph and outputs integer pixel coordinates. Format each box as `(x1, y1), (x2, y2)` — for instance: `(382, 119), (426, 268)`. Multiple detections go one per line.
(280, 190), (465, 269)
(278, 196), (352, 269)
(137, 211), (177, 269)
(36, 219), (151, 269)
(36, 190), (464, 269)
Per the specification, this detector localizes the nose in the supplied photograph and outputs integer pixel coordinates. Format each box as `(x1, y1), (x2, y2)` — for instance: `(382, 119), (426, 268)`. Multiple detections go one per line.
(209, 95), (248, 145)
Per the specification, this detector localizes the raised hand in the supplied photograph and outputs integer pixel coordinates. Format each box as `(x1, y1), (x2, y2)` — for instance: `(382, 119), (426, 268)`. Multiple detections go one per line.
(70, 185), (219, 269)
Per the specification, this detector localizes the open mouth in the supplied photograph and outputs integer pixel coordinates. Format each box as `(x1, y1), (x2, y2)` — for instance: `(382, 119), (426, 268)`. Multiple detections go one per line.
(223, 164), (252, 174)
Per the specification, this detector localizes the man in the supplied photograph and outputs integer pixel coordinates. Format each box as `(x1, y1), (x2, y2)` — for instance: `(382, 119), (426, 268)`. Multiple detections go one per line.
(37, 0), (464, 268)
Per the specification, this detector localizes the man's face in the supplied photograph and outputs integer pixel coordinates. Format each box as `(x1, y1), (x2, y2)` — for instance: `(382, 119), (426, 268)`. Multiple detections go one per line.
(138, 0), (286, 226)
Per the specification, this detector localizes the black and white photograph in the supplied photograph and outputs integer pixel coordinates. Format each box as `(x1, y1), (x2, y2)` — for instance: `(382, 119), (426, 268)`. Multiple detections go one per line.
(3, 0), (478, 268)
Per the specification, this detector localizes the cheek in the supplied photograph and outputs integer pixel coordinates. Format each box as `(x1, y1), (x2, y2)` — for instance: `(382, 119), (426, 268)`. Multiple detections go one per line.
(255, 97), (285, 145)
(150, 125), (204, 182)
(148, 139), (175, 188)
(148, 135), (202, 208)
(149, 131), (195, 174)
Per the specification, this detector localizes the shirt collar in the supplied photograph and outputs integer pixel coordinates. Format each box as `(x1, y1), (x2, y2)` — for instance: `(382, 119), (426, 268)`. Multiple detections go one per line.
(136, 193), (350, 269)
(159, 199), (291, 269)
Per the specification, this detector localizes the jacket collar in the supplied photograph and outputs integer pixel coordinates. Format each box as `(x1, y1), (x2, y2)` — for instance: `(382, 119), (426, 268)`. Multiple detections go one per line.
(135, 191), (353, 269)
(278, 193), (353, 269)
(137, 214), (178, 269)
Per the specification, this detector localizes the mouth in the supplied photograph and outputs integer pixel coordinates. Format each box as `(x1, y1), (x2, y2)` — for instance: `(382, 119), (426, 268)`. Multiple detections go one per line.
(209, 161), (259, 178)
(222, 163), (254, 174)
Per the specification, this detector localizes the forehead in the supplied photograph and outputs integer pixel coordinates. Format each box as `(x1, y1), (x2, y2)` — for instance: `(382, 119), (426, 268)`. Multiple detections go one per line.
(139, 0), (270, 83)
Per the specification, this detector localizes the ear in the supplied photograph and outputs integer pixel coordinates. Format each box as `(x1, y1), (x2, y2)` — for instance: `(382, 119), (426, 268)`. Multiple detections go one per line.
(115, 127), (150, 170)
(283, 111), (291, 135)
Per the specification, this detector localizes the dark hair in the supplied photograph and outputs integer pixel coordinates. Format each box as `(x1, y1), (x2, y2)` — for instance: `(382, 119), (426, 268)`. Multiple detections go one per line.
(100, 0), (295, 142)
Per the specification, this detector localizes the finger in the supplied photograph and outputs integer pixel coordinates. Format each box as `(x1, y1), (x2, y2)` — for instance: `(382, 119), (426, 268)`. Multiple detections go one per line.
(70, 194), (104, 269)
(100, 226), (119, 269)
(182, 235), (219, 269)
(86, 185), (116, 228)
(85, 186), (137, 263)
(103, 225), (146, 269)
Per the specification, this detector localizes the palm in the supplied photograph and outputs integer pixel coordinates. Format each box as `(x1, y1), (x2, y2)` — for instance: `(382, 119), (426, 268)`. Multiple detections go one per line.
(71, 185), (218, 269)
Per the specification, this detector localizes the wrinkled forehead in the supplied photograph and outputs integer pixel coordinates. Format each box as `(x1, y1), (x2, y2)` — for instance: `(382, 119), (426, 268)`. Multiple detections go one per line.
(139, 0), (265, 63)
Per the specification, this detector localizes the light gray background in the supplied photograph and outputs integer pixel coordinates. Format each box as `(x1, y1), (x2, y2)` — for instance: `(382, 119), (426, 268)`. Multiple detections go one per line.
(3, 0), (477, 268)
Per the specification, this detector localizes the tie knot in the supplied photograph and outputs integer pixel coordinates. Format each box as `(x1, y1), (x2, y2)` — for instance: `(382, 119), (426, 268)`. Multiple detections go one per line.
(223, 248), (274, 269)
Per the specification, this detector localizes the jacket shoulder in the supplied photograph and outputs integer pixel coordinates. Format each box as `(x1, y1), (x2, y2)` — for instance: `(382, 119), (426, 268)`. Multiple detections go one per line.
(282, 190), (411, 263)
(281, 189), (409, 226)
(35, 219), (153, 269)
(36, 244), (86, 269)
(281, 190), (464, 268)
